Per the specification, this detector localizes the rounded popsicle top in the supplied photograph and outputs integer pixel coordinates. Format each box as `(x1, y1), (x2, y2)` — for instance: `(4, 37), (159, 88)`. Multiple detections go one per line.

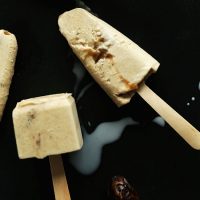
(58, 8), (160, 106)
(0, 28), (18, 59)
(0, 29), (18, 121)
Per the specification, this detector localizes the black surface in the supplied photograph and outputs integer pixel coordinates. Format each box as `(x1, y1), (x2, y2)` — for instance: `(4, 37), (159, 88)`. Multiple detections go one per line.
(0, 0), (200, 199)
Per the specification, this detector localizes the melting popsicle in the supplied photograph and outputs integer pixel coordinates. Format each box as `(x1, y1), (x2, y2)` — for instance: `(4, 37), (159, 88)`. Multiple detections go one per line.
(58, 8), (200, 149)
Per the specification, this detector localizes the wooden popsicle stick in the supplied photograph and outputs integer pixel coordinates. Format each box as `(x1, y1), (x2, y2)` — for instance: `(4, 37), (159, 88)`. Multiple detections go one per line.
(137, 83), (200, 149)
(49, 155), (71, 200)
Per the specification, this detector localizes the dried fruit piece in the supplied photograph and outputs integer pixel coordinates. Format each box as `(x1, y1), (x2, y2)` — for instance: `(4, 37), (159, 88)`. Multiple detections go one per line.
(110, 176), (139, 200)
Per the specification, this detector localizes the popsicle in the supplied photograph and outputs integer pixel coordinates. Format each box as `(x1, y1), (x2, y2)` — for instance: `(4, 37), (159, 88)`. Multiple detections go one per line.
(13, 93), (83, 200)
(58, 8), (200, 149)
(0, 30), (17, 121)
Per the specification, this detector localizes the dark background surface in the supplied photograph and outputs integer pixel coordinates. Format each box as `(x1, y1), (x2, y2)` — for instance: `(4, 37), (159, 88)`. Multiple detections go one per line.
(0, 0), (200, 199)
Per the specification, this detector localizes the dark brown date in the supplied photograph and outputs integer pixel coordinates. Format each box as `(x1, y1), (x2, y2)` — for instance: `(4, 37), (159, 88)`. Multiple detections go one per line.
(109, 176), (139, 200)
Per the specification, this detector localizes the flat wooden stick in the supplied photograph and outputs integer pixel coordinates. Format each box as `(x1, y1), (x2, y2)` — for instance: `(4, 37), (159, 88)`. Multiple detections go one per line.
(49, 155), (71, 200)
(137, 83), (200, 149)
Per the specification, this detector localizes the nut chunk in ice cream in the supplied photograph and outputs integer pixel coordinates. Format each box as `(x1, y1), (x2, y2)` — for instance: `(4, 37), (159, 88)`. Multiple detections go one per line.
(12, 93), (83, 159)
(58, 8), (160, 106)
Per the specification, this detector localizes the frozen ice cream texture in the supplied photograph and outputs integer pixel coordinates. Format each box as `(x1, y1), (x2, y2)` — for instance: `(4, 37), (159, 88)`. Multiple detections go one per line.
(58, 8), (159, 106)
(0, 30), (17, 121)
(13, 93), (83, 159)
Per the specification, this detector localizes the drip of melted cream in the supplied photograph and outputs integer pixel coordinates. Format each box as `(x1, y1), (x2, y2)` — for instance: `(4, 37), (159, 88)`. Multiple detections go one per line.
(152, 116), (165, 127)
(72, 61), (93, 100)
(69, 117), (137, 175)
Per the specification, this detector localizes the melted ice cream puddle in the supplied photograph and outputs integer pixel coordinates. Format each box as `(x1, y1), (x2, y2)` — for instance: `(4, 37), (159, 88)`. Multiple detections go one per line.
(152, 116), (165, 127)
(69, 117), (137, 175)
(70, 60), (167, 175)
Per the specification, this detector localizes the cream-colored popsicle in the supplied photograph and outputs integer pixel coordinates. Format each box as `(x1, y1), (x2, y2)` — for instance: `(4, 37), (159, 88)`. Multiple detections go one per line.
(13, 93), (83, 159)
(58, 8), (200, 150)
(58, 8), (159, 107)
(0, 30), (17, 121)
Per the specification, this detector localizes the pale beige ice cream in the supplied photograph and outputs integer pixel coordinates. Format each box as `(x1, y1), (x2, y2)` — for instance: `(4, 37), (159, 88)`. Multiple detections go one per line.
(0, 30), (17, 121)
(13, 93), (83, 159)
(58, 8), (159, 106)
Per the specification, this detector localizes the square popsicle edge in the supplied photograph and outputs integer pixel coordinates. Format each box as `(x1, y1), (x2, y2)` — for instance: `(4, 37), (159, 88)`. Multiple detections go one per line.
(12, 93), (83, 159)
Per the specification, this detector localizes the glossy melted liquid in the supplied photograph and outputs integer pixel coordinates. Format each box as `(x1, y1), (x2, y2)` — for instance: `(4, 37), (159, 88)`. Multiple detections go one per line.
(152, 116), (165, 127)
(69, 118), (137, 175)
(186, 81), (199, 106)
(71, 62), (166, 175)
